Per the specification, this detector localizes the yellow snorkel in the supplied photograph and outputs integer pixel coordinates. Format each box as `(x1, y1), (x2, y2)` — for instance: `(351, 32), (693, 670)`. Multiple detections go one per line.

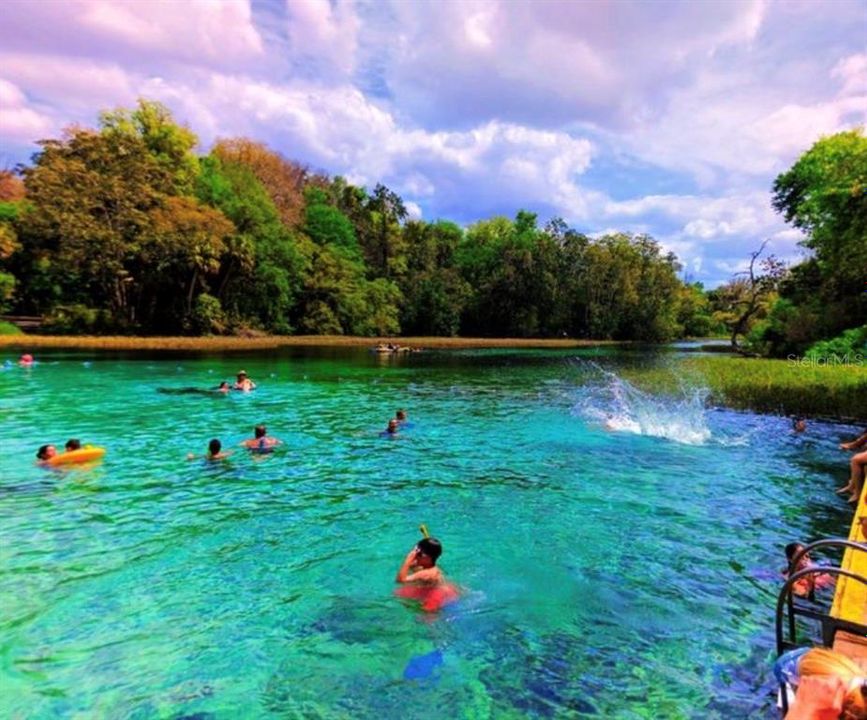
(419, 524), (430, 539)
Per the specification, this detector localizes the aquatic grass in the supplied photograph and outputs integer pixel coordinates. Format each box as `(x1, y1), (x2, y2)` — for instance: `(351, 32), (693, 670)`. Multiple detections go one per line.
(0, 334), (617, 352)
(0, 321), (23, 335)
(623, 356), (867, 421)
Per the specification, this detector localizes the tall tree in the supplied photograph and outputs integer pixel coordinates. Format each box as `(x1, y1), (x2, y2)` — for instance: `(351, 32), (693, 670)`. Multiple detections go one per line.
(212, 138), (309, 229)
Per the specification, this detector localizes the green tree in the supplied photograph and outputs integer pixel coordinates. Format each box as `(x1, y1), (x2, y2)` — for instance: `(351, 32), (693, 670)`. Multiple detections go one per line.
(762, 129), (867, 354)
(197, 155), (304, 333)
(772, 128), (867, 289)
(400, 220), (470, 336)
(19, 128), (171, 325)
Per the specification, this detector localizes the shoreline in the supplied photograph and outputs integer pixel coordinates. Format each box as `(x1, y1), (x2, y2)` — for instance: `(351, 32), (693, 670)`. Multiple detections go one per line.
(0, 334), (622, 352)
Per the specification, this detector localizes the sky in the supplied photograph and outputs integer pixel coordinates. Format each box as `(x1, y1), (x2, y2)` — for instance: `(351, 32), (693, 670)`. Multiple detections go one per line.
(0, 0), (865, 287)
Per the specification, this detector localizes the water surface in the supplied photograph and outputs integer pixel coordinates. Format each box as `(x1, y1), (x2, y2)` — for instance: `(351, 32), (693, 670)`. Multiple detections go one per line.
(0, 348), (856, 718)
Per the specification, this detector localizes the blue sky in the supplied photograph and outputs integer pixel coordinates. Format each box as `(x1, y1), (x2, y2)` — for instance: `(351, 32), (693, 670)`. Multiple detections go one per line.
(0, 0), (864, 286)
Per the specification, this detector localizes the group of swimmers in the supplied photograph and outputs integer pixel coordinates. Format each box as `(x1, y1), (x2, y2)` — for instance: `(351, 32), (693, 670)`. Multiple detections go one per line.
(188, 424), (282, 461)
(35, 438), (81, 464)
(217, 369), (256, 393)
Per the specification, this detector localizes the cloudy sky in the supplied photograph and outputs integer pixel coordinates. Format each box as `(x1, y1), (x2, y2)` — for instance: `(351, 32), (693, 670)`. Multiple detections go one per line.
(0, 0), (864, 286)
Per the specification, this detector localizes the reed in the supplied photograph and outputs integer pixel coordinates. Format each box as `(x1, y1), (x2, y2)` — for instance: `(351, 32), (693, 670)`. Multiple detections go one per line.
(624, 356), (867, 422)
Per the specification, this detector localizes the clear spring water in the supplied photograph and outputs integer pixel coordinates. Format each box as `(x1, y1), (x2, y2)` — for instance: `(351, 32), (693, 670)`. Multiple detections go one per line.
(0, 347), (858, 719)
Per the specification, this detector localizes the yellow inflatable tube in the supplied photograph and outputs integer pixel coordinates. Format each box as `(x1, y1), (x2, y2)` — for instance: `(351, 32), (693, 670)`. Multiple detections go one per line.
(46, 446), (106, 466)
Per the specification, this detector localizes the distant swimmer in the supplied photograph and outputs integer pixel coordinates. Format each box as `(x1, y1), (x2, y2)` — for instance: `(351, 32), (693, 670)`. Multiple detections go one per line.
(394, 537), (459, 612)
(188, 438), (232, 461)
(234, 370), (256, 392)
(217, 381), (230, 393)
(837, 427), (867, 503)
(792, 416), (807, 433)
(19, 353), (34, 367)
(241, 424), (281, 453)
(381, 418), (400, 437)
(65, 439), (81, 452)
(36, 444), (57, 464)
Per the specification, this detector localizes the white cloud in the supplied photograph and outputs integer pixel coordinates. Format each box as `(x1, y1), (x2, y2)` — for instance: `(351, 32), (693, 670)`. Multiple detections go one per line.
(0, 0), (263, 69)
(285, 0), (359, 77)
(0, 79), (54, 143)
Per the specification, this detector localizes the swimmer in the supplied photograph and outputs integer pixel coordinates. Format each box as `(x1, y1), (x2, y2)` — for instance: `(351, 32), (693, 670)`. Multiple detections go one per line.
(792, 416), (807, 433)
(233, 370), (256, 392)
(36, 444), (57, 464)
(395, 538), (446, 586)
(216, 381), (230, 393)
(18, 353), (34, 367)
(837, 428), (867, 503)
(241, 424), (281, 453)
(783, 542), (835, 597)
(381, 418), (399, 437)
(396, 409), (408, 424)
(65, 438), (81, 452)
(188, 438), (231, 461)
(394, 536), (460, 612)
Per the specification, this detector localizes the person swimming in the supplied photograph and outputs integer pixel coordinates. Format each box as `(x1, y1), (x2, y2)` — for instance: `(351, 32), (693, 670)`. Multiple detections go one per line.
(394, 537), (459, 612)
(65, 439), (81, 452)
(241, 424), (281, 453)
(188, 438), (231, 461)
(783, 542), (835, 597)
(217, 381), (230, 393)
(36, 444), (57, 463)
(381, 418), (400, 437)
(234, 370), (256, 392)
(19, 354), (34, 367)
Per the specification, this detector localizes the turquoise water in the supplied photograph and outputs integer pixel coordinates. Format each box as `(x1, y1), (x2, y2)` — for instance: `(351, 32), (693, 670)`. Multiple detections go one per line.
(0, 348), (857, 719)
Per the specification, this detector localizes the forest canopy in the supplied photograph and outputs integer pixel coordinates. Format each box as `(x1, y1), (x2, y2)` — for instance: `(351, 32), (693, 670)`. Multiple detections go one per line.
(1, 101), (863, 354)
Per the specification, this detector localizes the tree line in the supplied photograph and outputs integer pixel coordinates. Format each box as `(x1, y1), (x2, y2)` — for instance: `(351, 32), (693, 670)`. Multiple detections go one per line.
(0, 101), (863, 353)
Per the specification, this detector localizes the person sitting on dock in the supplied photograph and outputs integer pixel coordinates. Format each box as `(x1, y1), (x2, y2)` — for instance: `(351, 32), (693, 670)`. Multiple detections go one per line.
(241, 424), (281, 453)
(836, 428), (867, 503)
(233, 370), (256, 392)
(783, 542), (835, 597)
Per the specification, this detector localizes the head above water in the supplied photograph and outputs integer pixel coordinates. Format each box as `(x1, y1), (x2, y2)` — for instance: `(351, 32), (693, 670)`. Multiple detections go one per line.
(65, 438), (81, 452)
(387, 418), (399, 433)
(785, 542), (807, 561)
(396, 409), (407, 421)
(36, 444), (56, 460)
(793, 416), (807, 432)
(255, 424), (267, 439)
(237, 370), (248, 380)
(208, 438), (222, 456)
(415, 537), (442, 566)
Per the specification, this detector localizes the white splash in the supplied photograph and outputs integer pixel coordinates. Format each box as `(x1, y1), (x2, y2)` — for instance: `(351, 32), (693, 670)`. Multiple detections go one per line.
(575, 365), (712, 445)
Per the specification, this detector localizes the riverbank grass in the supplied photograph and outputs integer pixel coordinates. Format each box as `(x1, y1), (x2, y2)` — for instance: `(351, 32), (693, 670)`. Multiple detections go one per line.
(625, 356), (867, 422)
(0, 334), (616, 351)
